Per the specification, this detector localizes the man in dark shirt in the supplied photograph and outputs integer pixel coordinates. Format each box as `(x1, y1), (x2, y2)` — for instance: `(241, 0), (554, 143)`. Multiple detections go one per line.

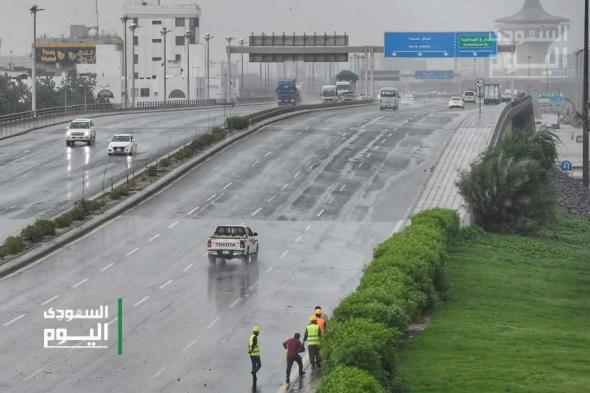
(282, 333), (306, 384)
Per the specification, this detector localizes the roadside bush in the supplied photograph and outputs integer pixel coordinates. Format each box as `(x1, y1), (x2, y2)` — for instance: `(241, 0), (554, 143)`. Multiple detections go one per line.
(146, 165), (158, 177)
(0, 246), (6, 259)
(54, 212), (73, 228)
(322, 318), (399, 389)
(319, 366), (386, 393)
(79, 199), (105, 213)
(110, 186), (129, 200)
(3, 236), (25, 255)
(226, 116), (249, 130)
(159, 158), (170, 168)
(21, 222), (46, 242)
(34, 219), (56, 237)
(199, 133), (215, 146)
(211, 127), (226, 141)
(69, 204), (87, 221)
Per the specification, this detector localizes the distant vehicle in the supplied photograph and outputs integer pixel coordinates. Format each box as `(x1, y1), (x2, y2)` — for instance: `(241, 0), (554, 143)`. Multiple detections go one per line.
(540, 113), (560, 129)
(207, 225), (259, 264)
(320, 85), (338, 102)
(107, 134), (137, 156)
(379, 87), (400, 110)
(356, 95), (368, 101)
(448, 96), (465, 109)
(463, 90), (477, 103)
(66, 119), (96, 147)
(277, 79), (300, 106)
(336, 80), (355, 99)
(501, 89), (513, 102)
(401, 93), (415, 105)
(484, 84), (501, 105)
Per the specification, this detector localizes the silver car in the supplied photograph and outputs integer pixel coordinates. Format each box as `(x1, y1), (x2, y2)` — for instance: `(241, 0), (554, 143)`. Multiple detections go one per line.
(65, 119), (96, 146)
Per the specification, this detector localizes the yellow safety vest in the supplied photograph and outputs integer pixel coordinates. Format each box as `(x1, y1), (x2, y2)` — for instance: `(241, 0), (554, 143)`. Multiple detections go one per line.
(249, 334), (260, 357)
(306, 324), (320, 346)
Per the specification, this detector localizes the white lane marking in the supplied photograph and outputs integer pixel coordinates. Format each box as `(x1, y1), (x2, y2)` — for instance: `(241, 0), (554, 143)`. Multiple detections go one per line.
(229, 298), (241, 308)
(148, 234), (161, 242)
(305, 224), (312, 232)
(281, 184), (289, 191)
(391, 220), (404, 235)
(206, 194), (217, 202)
(187, 206), (200, 216)
(182, 339), (198, 353)
(152, 366), (167, 379)
(251, 208), (262, 216)
(268, 194), (278, 203)
(280, 250), (289, 259)
(107, 317), (118, 326)
(168, 221), (179, 229)
(251, 160), (260, 167)
(366, 153), (372, 159)
(293, 171), (301, 178)
(316, 209), (325, 218)
(126, 247), (139, 257)
(72, 278), (88, 288)
(295, 236), (302, 243)
(3, 314), (25, 327)
(41, 295), (59, 306)
(339, 184), (347, 192)
(133, 296), (149, 307)
(265, 266), (274, 273)
(222, 182), (233, 190)
(23, 364), (48, 382)
(206, 317), (220, 330)
(275, 143), (283, 149)
(264, 151), (272, 158)
(183, 263), (194, 272)
(100, 263), (115, 272)
(159, 280), (173, 290)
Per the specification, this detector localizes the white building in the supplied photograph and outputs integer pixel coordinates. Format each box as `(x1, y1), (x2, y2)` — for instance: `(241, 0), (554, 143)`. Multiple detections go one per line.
(122, 0), (201, 103)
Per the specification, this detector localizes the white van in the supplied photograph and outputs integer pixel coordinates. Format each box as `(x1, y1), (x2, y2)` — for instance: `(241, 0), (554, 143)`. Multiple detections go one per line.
(379, 87), (400, 110)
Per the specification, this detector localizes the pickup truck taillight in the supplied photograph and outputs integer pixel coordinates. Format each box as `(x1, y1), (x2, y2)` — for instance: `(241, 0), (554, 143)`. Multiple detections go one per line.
(240, 240), (245, 248)
(207, 239), (212, 248)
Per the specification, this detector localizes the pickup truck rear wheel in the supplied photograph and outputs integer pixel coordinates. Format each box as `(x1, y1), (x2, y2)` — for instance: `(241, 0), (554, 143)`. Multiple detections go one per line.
(208, 254), (216, 264)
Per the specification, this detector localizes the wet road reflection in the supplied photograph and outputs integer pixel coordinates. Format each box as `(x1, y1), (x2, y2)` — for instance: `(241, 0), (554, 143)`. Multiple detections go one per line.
(208, 260), (260, 309)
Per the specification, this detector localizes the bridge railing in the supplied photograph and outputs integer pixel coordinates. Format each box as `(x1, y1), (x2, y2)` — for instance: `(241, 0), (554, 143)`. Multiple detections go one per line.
(489, 95), (534, 147)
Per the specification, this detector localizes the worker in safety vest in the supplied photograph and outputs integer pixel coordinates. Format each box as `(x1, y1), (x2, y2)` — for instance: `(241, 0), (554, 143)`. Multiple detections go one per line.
(303, 316), (322, 368)
(314, 306), (327, 333)
(248, 325), (262, 384)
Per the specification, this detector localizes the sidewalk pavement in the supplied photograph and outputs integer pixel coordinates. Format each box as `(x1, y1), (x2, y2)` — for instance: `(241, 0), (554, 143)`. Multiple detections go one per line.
(414, 104), (507, 223)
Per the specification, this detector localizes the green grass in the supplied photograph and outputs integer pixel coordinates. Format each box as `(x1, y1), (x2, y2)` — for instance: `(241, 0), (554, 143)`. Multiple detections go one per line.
(397, 212), (590, 393)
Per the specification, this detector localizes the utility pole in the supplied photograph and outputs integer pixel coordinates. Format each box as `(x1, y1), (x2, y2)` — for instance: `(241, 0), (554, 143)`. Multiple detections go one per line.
(129, 22), (138, 108)
(226, 35), (234, 102)
(583, 0), (589, 187)
(161, 27), (170, 104)
(30, 5), (45, 116)
(203, 33), (213, 100)
(121, 17), (129, 108)
(185, 29), (191, 101)
(95, 0), (99, 42)
(239, 38), (245, 97)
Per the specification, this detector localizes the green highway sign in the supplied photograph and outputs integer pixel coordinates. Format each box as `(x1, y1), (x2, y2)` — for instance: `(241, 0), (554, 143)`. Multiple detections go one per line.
(458, 35), (496, 50)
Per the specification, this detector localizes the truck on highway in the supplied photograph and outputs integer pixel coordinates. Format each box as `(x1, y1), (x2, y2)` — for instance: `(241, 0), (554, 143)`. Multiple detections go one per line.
(320, 85), (338, 102)
(379, 87), (400, 110)
(484, 84), (501, 105)
(276, 79), (300, 106)
(336, 80), (355, 101)
(207, 225), (259, 264)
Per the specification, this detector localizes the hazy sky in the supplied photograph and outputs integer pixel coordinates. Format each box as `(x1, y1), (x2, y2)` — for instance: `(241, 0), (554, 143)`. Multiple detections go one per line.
(0, 0), (583, 62)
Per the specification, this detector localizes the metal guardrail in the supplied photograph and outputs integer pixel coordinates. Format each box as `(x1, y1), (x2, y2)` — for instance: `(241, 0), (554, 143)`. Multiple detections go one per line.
(489, 95), (534, 147)
(245, 100), (373, 125)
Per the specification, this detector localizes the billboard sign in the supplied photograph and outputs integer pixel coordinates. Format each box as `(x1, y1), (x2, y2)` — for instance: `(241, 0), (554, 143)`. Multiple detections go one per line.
(415, 70), (454, 80)
(36, 47), (96, 65)
(384, 32), (497, 58)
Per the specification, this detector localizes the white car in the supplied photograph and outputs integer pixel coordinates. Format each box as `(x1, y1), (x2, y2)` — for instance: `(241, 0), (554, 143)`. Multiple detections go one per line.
(463, 91), (477, 103)
(448, 97), (465, 109)
(401, 94), (415, 105)
(207, 225), (259, 264)
(66, 119), (96, 146)
(107, 134), (137, 156)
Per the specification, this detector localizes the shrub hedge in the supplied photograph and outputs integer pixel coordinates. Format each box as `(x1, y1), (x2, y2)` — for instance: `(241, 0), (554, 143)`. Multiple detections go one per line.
(319, 209), (460, 393)
(226, 116), (250, 130)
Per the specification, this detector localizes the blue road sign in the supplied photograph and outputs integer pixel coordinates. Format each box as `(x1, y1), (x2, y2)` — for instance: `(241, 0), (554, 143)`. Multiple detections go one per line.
(384, 32), (497, 58)
(550, 95), (564, 106)
(560, 160), (573, 172)
(415, 71), (455, 80)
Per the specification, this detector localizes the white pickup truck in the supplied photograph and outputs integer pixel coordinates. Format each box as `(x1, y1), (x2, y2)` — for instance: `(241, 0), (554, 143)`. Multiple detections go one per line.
(207, 225), (259, 264)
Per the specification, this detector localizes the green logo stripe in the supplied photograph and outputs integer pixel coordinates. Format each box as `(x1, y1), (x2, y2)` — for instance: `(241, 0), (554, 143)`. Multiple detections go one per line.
(117, 298), (123, 355)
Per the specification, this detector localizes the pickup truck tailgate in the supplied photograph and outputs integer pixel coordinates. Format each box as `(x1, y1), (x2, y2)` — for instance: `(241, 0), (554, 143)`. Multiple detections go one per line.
(209, 238), (243, 250)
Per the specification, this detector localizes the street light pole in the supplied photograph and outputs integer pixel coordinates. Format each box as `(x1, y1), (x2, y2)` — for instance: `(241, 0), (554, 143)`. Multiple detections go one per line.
(203, 33), (213, 100)
(239, 38), (245, 97)
(185, 29), (191, 101)
(30, 5), (45, 116)
(583, 0), (589, 187)
(121, 17), (129, 108)
(226, 35), (234, 102)
(161, 27), (170, 104)
(129, 22), (138, 108)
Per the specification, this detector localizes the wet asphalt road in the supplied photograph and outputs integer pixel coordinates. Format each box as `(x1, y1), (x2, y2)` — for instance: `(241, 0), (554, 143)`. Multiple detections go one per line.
(0, 100), (476, 393)
(0, 103), (274, 242)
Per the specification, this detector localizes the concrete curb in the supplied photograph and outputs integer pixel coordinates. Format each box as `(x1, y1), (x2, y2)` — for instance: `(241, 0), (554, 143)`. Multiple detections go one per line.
(0, 102), (372, 279)
(0, 102), (272, 142)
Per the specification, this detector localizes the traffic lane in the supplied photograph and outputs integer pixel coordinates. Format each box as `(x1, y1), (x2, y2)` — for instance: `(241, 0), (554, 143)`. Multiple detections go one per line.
(0, 102), (455, 391)
(0, 104), (275, 242)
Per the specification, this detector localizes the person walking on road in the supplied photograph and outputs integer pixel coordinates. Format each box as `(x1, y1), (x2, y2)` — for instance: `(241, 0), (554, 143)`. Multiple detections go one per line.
(282, 333), (306, 384)
(304, 316), (322, 368)
(248, 325), (262, 387)
(314, 306), (327, 333)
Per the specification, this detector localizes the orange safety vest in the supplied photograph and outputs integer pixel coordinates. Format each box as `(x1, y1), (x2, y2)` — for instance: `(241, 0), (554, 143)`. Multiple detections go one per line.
(316, 317), (326, 332)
